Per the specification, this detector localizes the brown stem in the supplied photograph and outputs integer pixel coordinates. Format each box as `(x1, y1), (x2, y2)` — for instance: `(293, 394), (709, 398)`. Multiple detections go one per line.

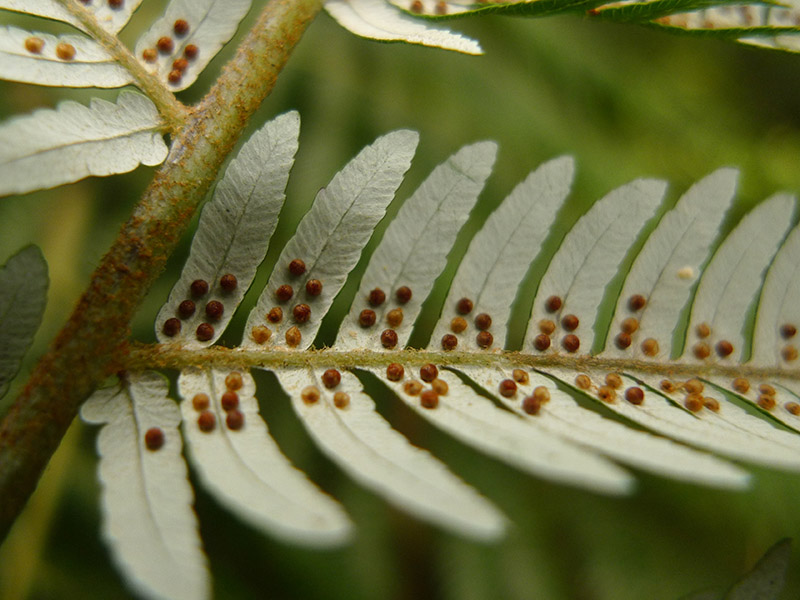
(0, 0), (324, 543)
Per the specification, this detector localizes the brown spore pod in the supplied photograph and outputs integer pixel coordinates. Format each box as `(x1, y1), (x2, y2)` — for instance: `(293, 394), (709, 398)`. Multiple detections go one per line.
(404, 380), (423, 395)
(220, 274), (237, 292)
(167, 69), (182, 84)
(197, 411), (216, 432)
(545, 295), (562, 313)
(715, 340), (734, 358)
(620, 317), (639, 335)
(163, 317), (181, 337)
(693, 342), (711, 360)
(522, 395), (542, 415)
(597, 386), (616, 403)
(178, 300), (195, 319)
(641, 338), (659, 357)
(684, 394), (704, 412)
(156, 36), (174, 54)
(456, 297), (474, 315)
(703, 397), (720, 412)
(474, 313), (492, 331)
(251, 325), (271, 344)
(731, 377), (750, 394)
(782, 345), (798, 362)
(386, 363), (404, 381)
(499, 379), (517, 398)
(538, 319), (556, 335)
(757, 394), (776, 410)
(306, 279), (323, 297)
(575, 374), (591, 390)
(173, 19), (190, 36)
(285, 326), (302, 347)
(435, 0), (448, 13)
(561, 314), (579, 331)
(684, 379), (704, 395)
(758, 383), (776, 396)
(172, 57), (188, 72)
(108, 0), (124, 8)
(441, 334), (458, 351)
(368, 288), (386, 306)
(695, 323), (711, 338)
(55, 42), (76, 60)
(322, 369), (341, 389)
(226, 409), (244, 431)
(333, 392), (350, 409)
(562, 334), (580, 353)
(420, 390), (439, 409)
(476, 331), (493, 349)
(431, 379), (449, 396)
(512, 369), (529, 385)
(196, 323), (214, 341)
(190, 279), (209, 297)
(784, 401), (800, 416)
(532, 386), (551, 404)
(533, 334), (551, 352)
(386, 308), (403, 328)
(780, 323), (797, 339)
(420, 364), (438, 382)
(450, 317), (467, 333)
(288, 258), (306, 276)
(205, 300), (223, 320)
(183, 44), (198, 59)
(142, 48), (157, 62)
(659, 380), (676, 393)
(381, 329), (398, 349)
(225, 371), (243, 391)
(25, 37), (44, 54)
(144, 427), (165, 450)
(267, 307), (283, 323)
(359, 309), (376, 328)
(604, 373), (622, 389)
(624, 387), (645, 405)
(627, 294), (647, 312)
(192, 393), (210, 411)
(301, 386), (320, 405)
(220, 391), (239, 412)
(410, 0), (424, 13)
(396, 286), (412, 304)
(615, 332), (632, 350)
(293, 303), (311, 323)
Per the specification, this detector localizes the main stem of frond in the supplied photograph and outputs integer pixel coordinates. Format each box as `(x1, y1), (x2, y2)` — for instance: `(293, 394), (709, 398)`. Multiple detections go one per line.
(0, 0), (324, 544)
(58, 0), (188, 129)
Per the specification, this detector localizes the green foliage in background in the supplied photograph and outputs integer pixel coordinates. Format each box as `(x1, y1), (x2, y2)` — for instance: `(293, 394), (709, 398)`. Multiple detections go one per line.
(1, 6), (800, 599)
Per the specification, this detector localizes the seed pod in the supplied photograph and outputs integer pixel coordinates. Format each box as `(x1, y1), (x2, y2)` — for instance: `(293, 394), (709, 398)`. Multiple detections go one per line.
(420, 364), (438, 382)
(321, 369), (341, 389)
(386, 363), (404, 381)
(144, 427), (165, 450)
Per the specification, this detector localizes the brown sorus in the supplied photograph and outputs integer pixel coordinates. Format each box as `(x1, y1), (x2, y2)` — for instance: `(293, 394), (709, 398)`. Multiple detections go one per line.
(597, 386), (616, 403)
(450, 317), (467, 333)
(731, 377), (750, 394)
(562, 334), (580, 353)
(144, 427), (165, 450)
(420, 390), (439, 409)
(512, 369), (529, 384)
(561, 314), (579, 331)
(173, 19), (190, 36)
(190, 279), (209, 297)
(620, 317), (639, 334)
(431, 379), (449, 396)
(167, 69), (182, 84)
(641, 338), (659, 357)
(359, 309), (376, 328)
(604, 373), (622, 389)
(456, 297), (474, 315)
(781, 323), (797, 339)
(24, 37), (44, 54)
(192, 393), (210, 411)
(386, 363), (404, 381)
(205, 300), (224, 320)
(693, 342), (711, 359)
(624, 387), (644, 405)
(156, 36), (174, 54)
(404, 380), (423, 395)
(178, 300), (196, 319)
(306, 279), (323, 297)
(220, 273), (237, 292)
(142, 48), (157, 62)
(225, 371), (244, 391)
(196, 323), (214, 341)
(695, 323), (711, 338)
(476, 331), (493, 349)
(703, 397), (720, 412)
(419, 364), (438, 382)
(575, 374), (591, 390)
(220, 391), (239, 412)
(441, 334), (458, 351)
(684, 394), (704, 412)
(381, 329), (398, 349)
(267, 307), (283, 323)
(285, 326), (302, 347)
(545, 295), (562, 313)
(333, 392), (350, 409)
(301, 386), (320, 405)
(386, 308), (403, 328)
(538, 319), (556, 335)
(498, 379), (517, 398)
(758, 394), (776, 410)
(628, 294), (647, 311)
(322, 369), (341, 389)
(784, 402), (800, 416)
(197, 411), (216, 432)
(293, 303), (311, 323)
(474, 313), (492, 331)
(715, 340), (734, 358)
(368, 288), (386, 306)
(55, 42), (76, 60)
(288, 258), (306, 276)
(162, 318), (181, 337)
(226, 409), (244, 430)
(251, 325), (271, 344)
(396, 286), (412, 304)
(615, 332), (632, 350)
(183, 44), (199, 59)
(172, 57), (188, 72)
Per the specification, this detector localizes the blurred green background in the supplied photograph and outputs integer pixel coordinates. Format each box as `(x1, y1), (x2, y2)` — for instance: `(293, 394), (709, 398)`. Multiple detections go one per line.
(2, 2), (800, 599)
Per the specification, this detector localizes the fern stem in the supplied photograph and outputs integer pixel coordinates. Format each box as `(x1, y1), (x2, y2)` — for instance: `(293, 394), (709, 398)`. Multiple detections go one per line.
(123, 343), (800, 383)
(0, 0), (324, 543)
(58, 0), (189, 131)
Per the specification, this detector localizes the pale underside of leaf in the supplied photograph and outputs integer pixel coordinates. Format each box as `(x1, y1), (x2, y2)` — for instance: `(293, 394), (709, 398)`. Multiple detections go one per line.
(715, 376), (800, 433)
(683, 193), (795, 365)
(244, 129), (419, 350)
(461, 365), (750, 488)
(325, 0), (483, 54)
(0, 245), (47, 400)
(602, 168), (738, 360)
(0, 0), (143, 34)
(178, 368), (353, 547)
(0, 25), (133, 88)
(431, 156), (575, 351)
(156, 111), (300, 346)
(336, 140), (497, 350)
(372, 365), (635, 494)
(80, 372), (209, 600)
(0, 91), (167, 196)
(525, 178), (666, 355)
(134, 0), (252, 91)
(277, 367), (507, 541)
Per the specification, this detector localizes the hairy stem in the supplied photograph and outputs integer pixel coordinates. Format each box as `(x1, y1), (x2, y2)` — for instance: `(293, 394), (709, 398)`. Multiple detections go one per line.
(0, 0), (324, 543)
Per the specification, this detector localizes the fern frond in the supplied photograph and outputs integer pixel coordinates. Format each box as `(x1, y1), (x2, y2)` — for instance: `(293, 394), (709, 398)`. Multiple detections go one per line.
(81, 113), (800, 597)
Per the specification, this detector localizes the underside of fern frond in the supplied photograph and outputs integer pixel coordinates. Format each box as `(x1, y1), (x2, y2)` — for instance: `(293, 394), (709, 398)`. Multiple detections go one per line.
(78, 111), (800, 599)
